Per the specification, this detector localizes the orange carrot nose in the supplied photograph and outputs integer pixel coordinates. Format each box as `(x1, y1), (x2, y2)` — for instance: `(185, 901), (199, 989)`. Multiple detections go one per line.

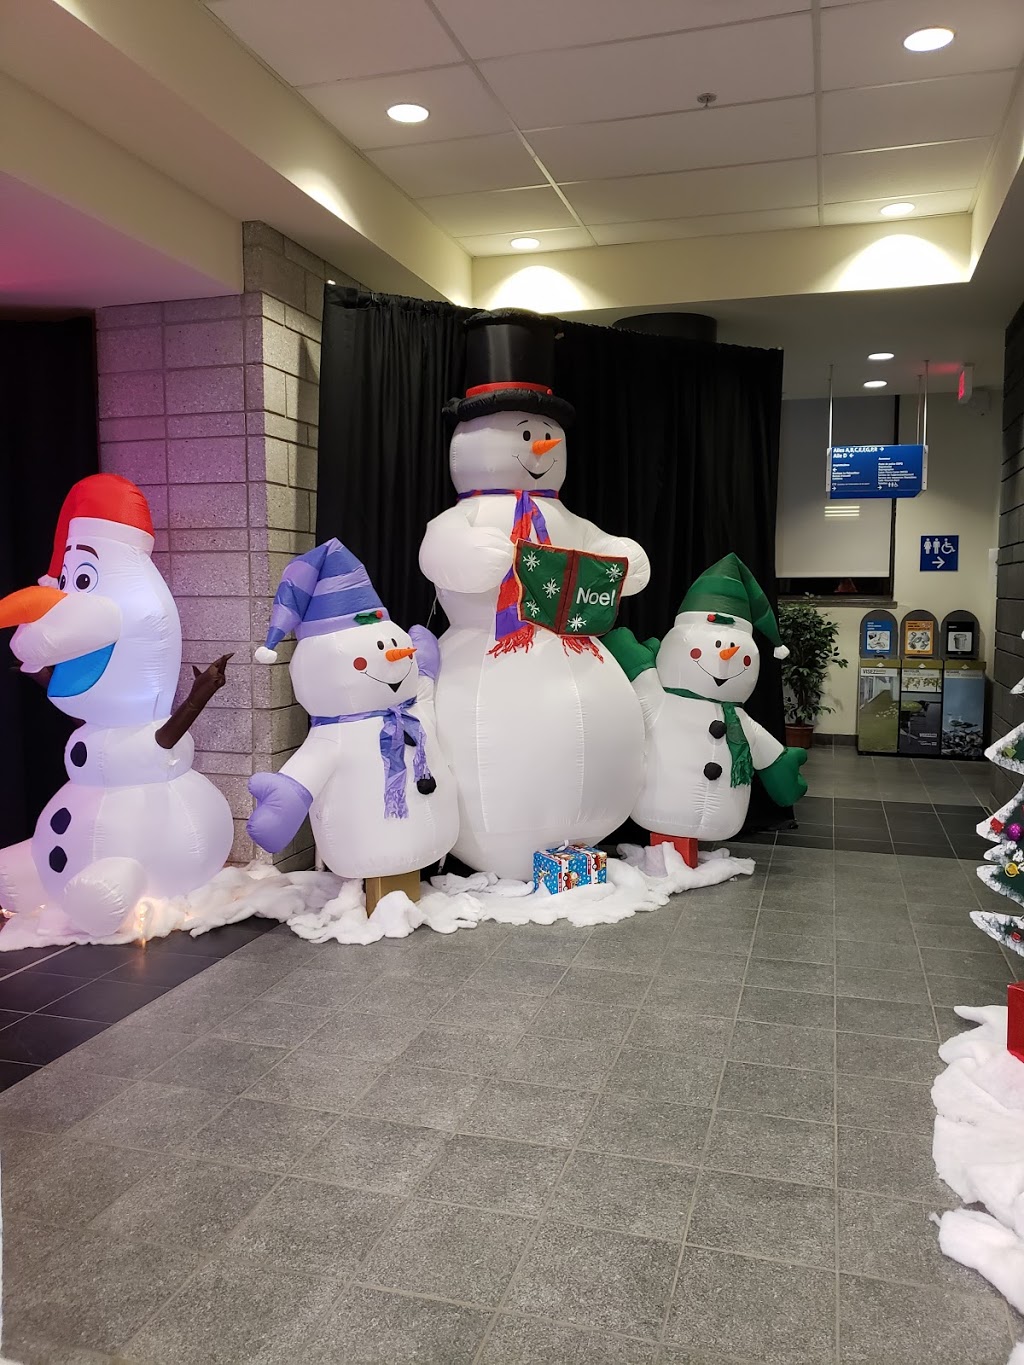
(385, 646), (416, 662)
(531, 438), (561, 456)
(0, 585), (66, 629)
(719, 645), (740, 661)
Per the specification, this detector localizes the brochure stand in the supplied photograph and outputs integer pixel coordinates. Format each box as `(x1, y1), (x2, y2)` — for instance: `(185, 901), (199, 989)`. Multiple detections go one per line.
(940, 611), (985, 759)
(856, 610), (901, 754)
(898, 610), (941, 757)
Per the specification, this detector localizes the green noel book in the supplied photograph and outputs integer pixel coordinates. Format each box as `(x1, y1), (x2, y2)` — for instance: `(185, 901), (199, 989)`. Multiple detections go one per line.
(514, 542), (627, 638)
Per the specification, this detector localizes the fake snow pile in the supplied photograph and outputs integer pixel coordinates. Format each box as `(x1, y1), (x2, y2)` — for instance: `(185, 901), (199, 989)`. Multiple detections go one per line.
(932, 1005), (1024, 1362)
(0, 842), (753, 950)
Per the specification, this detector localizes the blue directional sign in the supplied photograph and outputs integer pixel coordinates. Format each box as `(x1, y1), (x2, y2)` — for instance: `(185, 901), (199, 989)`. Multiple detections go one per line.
(920, 535), (959, 572)
(827, 444), (926, 499)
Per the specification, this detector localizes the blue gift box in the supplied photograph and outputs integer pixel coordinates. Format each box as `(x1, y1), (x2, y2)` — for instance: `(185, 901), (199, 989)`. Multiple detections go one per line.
(533, 844), (608, 895)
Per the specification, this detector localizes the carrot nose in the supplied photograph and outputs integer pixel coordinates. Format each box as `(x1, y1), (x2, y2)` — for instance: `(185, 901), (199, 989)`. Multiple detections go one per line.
(385, 646), (416, 662)
(531, 438), (561, 456)
(719, 645), (740, 661)
(0, 585), (66, 629)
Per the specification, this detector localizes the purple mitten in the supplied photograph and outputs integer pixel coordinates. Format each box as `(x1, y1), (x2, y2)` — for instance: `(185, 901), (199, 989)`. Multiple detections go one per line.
(247, 771), (313, 854)
(408, 625), (440, 682)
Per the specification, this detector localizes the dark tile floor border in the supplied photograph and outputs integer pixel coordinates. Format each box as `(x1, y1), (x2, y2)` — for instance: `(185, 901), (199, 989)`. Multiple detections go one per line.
(775, 797), (990, 859)
(0, 920), (276, 1089)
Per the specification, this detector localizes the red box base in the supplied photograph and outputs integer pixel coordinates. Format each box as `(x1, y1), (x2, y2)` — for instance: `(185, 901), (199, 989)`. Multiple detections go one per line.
(651, 832), (699, 869)
(1009, 981), (1024, 1063)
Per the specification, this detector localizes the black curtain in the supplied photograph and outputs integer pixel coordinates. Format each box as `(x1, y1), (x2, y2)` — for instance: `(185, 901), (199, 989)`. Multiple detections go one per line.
(0, 318), (99, 846)
(318, 287), (789, 831)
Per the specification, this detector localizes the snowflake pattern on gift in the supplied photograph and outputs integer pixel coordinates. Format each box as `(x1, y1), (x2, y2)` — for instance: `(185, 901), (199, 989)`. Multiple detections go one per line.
(543, 579), (559, 598)
(522, 550), (540, 571)
(568, 614), (586, 632)
(526, 601), (540, 617)
(606, 563), (623, 582)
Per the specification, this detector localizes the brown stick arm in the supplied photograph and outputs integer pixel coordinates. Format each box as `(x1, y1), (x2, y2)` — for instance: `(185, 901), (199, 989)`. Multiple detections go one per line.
(155, 653), (233, 751)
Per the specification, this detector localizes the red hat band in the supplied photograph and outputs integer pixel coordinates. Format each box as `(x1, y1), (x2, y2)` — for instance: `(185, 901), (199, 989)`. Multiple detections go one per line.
(464, 381), (554, 399)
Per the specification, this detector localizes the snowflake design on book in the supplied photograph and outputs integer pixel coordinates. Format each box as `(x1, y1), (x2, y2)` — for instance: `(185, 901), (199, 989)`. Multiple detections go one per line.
(606, 563), (623, 581)
(526, 601), (540, 617)
(543, 579), (559, 598)
(522, 550), (540, 571)
(568, 614), (586, 631)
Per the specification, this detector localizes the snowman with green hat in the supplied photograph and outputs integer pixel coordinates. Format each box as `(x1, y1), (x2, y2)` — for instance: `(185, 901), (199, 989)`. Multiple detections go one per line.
(604, 553), (808, 866)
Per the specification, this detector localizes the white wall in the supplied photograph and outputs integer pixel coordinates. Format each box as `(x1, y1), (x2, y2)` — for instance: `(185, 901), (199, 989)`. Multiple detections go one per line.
(781, 392), (1002, 734)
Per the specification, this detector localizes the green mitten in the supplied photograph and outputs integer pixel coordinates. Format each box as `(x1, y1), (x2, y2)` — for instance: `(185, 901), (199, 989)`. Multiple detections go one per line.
(602, 628), (658, 682)
(758, 746), (808, 807)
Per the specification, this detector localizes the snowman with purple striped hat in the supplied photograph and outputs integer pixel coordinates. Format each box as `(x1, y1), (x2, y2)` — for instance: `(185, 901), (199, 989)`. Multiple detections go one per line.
(248, 539), (458, 901)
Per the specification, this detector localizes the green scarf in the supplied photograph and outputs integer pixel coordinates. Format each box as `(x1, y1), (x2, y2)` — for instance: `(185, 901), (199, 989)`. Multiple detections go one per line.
(665, 687), (754, 788)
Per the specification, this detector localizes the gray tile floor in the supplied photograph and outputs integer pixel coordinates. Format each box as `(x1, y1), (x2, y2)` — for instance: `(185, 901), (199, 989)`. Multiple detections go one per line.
(0, 753), (1021, 1363)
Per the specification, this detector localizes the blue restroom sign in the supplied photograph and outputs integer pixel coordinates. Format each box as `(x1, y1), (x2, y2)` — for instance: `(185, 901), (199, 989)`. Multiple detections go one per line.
(827, 444), (926, 499)
(920, 535), (959, 572)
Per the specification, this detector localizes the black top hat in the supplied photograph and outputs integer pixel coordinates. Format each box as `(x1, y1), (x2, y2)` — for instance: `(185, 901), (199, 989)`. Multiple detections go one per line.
(444, 309), (575, 426)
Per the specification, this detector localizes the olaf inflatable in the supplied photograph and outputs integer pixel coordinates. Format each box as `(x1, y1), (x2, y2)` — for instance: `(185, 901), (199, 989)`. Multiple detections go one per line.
(0, 475), (233, 938)
(605, 554), (808, 865)
(419, 309), (649, 879)
(247, 539), (458, 897)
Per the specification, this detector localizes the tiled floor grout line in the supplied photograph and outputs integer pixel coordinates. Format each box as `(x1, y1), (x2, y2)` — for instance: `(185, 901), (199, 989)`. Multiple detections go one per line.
(466, 916), (676, 1364)
(655, 838), (778, 1354)
(831, 873), (841, 1365)
(118, 930), (533, 1357)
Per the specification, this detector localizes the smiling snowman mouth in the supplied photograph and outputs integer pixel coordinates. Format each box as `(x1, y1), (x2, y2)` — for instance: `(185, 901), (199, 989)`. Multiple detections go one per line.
(47, 644), (115, 699)
(365, 667), (412, 693)
(515, 456), (554, 481)
(694, 660), (744, 688)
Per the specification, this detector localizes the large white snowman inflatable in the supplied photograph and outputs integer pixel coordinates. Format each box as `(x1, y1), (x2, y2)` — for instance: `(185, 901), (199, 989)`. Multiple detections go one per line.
(247, 539), (458, 885)
(605, 553), (808, 865)
(0, 474), (233, 938)
(419, 309), (649, 879)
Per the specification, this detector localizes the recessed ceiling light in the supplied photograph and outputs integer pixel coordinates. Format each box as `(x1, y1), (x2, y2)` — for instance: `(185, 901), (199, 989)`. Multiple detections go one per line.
(868, 352), (894, 361)
(864, 379), (888, 389)
(510, 237), (541, 250)
(880, 202), (915, 218)
(904, 26), (954, 52)
(387, 103), (429, 123)
(327, 279), (336, 285)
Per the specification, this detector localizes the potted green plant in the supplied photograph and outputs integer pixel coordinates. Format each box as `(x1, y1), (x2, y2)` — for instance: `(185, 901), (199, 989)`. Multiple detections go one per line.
(778, 601), (848, 748)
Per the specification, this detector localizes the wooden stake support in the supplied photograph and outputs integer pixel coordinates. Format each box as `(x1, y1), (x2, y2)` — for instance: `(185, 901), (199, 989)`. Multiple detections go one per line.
(365, 871), (421, 915)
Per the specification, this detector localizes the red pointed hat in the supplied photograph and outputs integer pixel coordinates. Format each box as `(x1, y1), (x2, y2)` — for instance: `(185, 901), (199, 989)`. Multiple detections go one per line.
(48, 474), (155, 578)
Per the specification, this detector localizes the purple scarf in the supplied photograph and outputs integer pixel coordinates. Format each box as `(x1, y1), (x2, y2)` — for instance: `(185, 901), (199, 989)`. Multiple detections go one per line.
(311, 700), (429, 819)
(457, 489), (557, 649)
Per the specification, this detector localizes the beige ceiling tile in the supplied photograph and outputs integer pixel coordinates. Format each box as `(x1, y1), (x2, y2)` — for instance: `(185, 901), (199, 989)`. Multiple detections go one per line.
(206, 0), (460, 85)
(458, 227), (596, 257)
(562, 158), (818, 225)
(527, 97), (816, 181)
(822, 189), (974, 224)
(823, 140), (991, 203)
(304, 65), (512, 149)
(417, 186), (577, 236)
(477, 14), (814, 128)
(433, 0), (809, 59)
(822, 72), (1017, 155)
(821, 0), (1024, 92)
(590, 206), (819, 244)
(368, 134), (543, 197)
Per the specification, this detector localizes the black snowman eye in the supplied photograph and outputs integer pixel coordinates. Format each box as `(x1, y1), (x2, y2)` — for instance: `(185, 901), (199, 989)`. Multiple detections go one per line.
(73, 563), (98, 593)
(730, 641), (736, 648)
(377, 639), (385, 650)
(522, 429), (532, 441)
(715, 639), (722, 647)
(392, 638), (397, 647)
(58, 573), (67, 591)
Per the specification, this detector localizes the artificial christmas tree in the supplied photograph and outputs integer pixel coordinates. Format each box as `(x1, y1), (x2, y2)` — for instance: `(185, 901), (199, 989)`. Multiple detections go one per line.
(973, 715), (1024, 959)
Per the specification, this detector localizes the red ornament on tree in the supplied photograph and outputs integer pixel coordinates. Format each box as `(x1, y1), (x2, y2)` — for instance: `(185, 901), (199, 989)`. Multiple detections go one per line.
(991, 818), (1005, 834)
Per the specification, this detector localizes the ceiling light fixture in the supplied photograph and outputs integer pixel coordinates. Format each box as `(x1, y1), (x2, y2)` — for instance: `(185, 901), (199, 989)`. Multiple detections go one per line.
(864, 379), (888, 388)
(327, 279), (336, 285)
(510, 237), (541, 250)
(868, 352), (894, 361)
(903, 26), (955, 52)
(387, 103), (429, 123)
(880, 202), (915, 218)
